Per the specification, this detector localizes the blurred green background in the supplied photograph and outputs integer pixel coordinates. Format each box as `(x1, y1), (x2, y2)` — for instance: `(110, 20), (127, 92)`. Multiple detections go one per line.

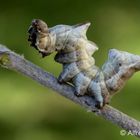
(0, 0), (140, 140)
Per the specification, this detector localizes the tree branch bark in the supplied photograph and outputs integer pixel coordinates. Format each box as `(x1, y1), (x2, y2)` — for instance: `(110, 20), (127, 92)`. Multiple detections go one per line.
(0, 44), (140, 138)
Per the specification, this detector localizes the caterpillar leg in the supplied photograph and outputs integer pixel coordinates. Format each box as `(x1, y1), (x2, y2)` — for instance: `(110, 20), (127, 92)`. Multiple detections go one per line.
(88, 80), (104, 108)
(57, 63), (80, 83)
(73, 73), (91, 96)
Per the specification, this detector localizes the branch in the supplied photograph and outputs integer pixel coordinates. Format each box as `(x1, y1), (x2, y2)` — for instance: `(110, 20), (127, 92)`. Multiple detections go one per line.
(0, 44), (140, 137)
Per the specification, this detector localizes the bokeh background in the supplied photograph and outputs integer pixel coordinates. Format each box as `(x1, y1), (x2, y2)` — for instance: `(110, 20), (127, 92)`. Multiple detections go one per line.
(0, 0), (140, 140)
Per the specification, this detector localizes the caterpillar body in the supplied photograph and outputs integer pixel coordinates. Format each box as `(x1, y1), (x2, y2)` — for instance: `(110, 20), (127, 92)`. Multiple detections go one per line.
(28, 19), (140, 108)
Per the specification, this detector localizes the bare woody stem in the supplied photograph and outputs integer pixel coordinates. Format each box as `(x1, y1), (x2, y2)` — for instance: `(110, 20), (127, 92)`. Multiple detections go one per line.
(0, 44), (140, 138)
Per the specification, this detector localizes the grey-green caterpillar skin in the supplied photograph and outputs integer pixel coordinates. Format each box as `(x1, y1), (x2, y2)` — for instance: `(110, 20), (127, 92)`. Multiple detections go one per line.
(28, 19), (140, 108)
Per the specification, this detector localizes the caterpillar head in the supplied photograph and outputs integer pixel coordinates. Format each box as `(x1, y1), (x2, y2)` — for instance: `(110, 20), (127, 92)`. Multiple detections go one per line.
(28, 19), (55, 57)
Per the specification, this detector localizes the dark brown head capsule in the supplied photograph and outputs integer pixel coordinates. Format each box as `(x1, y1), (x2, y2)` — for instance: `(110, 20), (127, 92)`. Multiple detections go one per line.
(28, 19), (51, 57)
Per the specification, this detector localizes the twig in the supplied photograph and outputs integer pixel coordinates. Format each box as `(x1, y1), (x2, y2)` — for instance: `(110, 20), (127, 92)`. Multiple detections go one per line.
(0, 44), (140, 138)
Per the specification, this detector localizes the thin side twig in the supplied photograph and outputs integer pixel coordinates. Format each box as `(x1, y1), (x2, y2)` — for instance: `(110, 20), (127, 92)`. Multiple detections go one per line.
(0, 44), (140, 138)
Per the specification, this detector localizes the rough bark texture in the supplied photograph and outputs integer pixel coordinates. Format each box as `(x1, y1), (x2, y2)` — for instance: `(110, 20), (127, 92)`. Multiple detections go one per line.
(0, 44), (140, 138)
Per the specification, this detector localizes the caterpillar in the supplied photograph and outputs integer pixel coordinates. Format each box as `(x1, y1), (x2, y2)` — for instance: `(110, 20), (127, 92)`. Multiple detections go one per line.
(28, 19), (140, 109)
